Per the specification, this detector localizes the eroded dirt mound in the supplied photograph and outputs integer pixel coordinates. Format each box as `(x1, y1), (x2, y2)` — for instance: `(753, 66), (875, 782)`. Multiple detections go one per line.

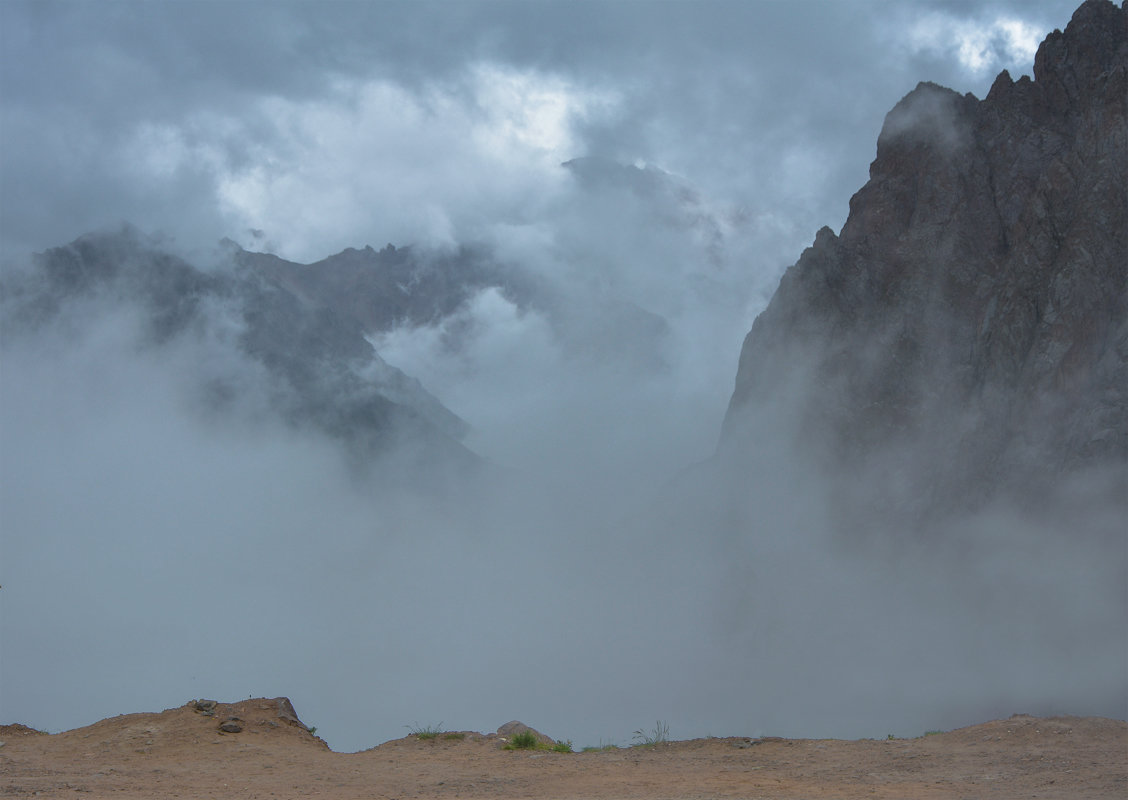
(943, 713), (1128, 746)
(21, 696), (325, 757)
(2, 700), (1125, 799)
(0, 724), (46, 739)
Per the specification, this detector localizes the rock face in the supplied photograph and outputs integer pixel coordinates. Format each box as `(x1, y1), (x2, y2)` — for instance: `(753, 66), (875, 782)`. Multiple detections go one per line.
(720, 0), (1127, 523)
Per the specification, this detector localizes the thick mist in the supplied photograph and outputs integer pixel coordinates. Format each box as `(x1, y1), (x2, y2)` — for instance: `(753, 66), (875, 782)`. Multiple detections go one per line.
(1, 0), (1122, 755)
(2, 218), (1124, 754)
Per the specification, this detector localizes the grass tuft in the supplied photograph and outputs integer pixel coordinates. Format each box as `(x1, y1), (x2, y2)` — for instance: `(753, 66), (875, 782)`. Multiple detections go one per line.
(506, 730), (540, 749)
(406, 722), (444, 740)
(632, 721), (670, 747)
(582, 739), (619, 752)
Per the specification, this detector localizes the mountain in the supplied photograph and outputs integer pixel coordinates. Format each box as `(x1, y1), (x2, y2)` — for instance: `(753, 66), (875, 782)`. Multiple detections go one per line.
(232, 232), (671, 371)
(2, 225), (477, 475)
(719, 0), (1127, 527)
(232, 241), (533, 335)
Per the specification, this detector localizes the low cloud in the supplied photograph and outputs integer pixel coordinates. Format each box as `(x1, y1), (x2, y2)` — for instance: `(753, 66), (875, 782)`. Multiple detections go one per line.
(5, 208), (1122, 753)
(116, 65), (619, 262)
(2, 0), (1116, 756)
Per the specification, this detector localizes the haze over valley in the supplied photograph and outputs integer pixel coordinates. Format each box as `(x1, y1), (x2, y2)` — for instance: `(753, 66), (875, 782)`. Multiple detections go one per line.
(1, 0), (1124, 754)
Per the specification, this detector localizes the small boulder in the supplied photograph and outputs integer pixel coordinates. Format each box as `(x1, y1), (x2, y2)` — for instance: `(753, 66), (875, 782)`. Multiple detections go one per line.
(272, 697), (303, 727)
(496, 721), (555, 746)
(218, 718), (244, 734)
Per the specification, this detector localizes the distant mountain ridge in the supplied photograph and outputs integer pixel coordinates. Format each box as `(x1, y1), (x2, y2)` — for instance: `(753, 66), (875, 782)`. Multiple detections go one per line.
(4, 210), (675, 478)
(720, 0), (1127, 523)
(3, 225), (477, 475)
(231, 240), (534, 335)
(231, 232), (671, 372)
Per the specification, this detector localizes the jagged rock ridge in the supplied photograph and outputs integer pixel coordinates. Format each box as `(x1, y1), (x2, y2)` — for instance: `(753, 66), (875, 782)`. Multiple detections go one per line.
(720, 0), (1127, 521)
(233, 233), (671, 371)
(232, 241), (535, 335)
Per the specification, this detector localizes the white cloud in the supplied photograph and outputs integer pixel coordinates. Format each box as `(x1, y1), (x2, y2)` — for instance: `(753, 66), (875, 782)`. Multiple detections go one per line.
(470, 63), (609, 158)
(904, 13), (1045, 76)
(119, 65), (619, 261)
(994, 18), (1043, 65)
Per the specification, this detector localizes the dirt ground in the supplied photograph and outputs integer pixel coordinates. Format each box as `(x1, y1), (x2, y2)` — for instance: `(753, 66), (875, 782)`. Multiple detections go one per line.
(1, 698), (1125, 799)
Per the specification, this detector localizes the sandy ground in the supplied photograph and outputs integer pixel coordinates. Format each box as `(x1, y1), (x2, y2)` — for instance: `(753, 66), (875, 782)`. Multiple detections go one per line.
(1, 698), (1125, 799)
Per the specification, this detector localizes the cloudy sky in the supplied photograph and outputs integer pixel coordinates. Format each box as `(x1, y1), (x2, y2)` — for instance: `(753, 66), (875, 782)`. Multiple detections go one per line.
(3, 0), (1115, 753)
(1, 0), (1079, 264)
(0, 0), (1081, 466)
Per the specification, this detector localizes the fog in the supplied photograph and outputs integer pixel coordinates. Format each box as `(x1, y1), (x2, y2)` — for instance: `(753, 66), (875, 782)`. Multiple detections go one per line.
(2, 0), (1124, 753)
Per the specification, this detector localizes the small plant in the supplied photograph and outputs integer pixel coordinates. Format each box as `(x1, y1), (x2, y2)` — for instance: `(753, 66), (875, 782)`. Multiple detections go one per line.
(443, 732), (466, 741)
(886, 733), (896, 740)
(582, 738), (619, 752)
(632, 721), (670, 747)
(406, 722), (444, 740)
(506, 729), (540, 749)
(552, 739), (574, 753)
(582, 742), (618, 752)
(307, 726), (318, 736)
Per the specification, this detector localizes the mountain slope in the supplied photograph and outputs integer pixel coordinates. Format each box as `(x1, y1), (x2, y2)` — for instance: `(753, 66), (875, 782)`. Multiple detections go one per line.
(720, 0), (1127, 525)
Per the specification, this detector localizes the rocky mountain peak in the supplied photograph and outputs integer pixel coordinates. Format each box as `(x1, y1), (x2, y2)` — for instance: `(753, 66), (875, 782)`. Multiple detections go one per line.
(1034, 0), (1127, 104)
(720, 0), (1127, 528)
(875, 81), (976, 156)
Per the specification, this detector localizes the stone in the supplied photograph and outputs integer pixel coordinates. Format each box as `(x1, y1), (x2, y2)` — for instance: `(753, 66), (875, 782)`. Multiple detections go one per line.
(272, 697), (303, 727)
(496, 721), (556, 747)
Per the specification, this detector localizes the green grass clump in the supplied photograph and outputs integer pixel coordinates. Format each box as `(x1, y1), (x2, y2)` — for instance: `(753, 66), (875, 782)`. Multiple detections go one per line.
(406, 722), (444, 740)
(632, 721), (670, 747)
(502, 731), (574, 752)
(444, 732), (466, 741)
(506, 730), (540, 749)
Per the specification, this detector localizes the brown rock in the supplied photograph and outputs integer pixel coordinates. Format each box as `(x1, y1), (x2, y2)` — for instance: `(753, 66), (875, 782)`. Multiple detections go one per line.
(272, 697), (303, 727)
(192, 699), (218, 715)
(496, 721), (556, 747)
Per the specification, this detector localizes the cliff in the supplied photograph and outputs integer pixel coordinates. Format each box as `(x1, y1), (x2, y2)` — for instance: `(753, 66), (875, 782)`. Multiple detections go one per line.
(720, 0), (1127, 522)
